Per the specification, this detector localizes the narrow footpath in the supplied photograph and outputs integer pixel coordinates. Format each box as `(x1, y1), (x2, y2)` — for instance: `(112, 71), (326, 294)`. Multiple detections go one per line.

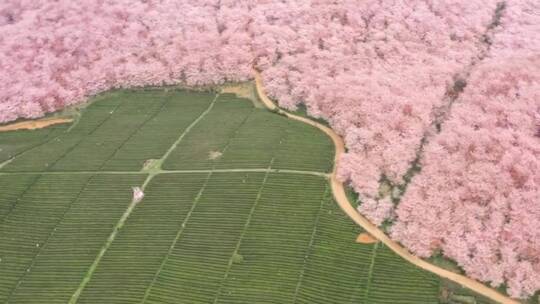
(254, 70), (518, 304)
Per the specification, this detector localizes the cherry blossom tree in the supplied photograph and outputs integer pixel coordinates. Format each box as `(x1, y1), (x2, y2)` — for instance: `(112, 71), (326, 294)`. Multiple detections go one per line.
(0, 0), (539, 298)
(392, 1), (540, 298)
(0, 0), (254, 122)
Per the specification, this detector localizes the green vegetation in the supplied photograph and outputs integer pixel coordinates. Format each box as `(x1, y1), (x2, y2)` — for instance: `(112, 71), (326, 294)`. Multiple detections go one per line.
(439, 280), (499, 304)
(0, 90), (214, 172)
(0, 89), (443, 303)
(289, 103), (332, 128)
(0, 124), (68, 165)
(0, 173), (146, 303)
(162, 93), (334, 172)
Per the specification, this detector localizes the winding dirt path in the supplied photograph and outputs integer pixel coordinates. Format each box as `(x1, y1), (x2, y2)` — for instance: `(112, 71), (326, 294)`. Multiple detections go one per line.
(0, 117), (73, 132)
(254, 70), (518, 304)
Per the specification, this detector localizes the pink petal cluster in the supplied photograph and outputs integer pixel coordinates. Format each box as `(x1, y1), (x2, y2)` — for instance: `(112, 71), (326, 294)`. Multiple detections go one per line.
(253, 0), (498, 202)
(0, 0), (254, 122)
(132, 187), (145, 204)
(392, 1), (540, 298)
(1, 0), (539, 298)
(358, 197), (395, 226)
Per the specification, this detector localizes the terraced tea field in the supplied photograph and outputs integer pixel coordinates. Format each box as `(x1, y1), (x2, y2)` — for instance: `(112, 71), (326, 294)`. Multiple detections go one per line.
(0, 89), (442, 303)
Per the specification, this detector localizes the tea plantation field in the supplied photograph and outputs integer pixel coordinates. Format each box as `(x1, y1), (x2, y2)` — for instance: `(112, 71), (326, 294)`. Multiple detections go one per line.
(0, 89), (441, 303)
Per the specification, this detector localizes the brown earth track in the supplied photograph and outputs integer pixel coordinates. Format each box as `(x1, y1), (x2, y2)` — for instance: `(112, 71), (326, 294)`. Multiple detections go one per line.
(0, 117), (73, 132)
(356, 232), (379, 244)
(254, 70), (518, 304)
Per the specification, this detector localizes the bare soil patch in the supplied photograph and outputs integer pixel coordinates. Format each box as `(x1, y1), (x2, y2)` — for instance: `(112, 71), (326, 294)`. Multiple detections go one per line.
(208, 150), (223, 160)
(0, 117), (73, 132)
(356, 232), (379, 244)
(220, 82), (264, 108)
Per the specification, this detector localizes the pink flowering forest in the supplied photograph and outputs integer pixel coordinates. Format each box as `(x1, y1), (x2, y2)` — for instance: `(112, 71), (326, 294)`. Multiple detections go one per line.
(1, 0), (539, 299)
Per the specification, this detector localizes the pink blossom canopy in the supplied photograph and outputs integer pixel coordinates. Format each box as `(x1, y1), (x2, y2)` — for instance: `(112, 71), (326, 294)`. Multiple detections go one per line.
(1, 0), (538, 298)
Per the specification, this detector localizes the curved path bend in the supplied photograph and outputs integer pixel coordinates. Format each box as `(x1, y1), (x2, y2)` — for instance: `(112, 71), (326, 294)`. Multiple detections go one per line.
(254, 71), (517, 304)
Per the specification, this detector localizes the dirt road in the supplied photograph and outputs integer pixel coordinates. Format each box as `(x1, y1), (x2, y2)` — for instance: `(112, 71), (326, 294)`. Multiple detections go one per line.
(0, 117), (73, 132)
(254, 70), (518, 304)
